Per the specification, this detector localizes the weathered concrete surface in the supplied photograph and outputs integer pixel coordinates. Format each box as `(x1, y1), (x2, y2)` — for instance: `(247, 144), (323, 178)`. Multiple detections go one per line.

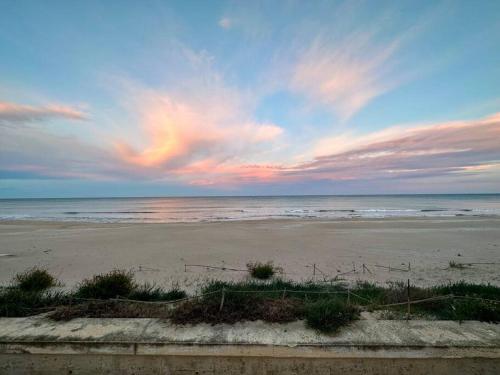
(0, 316), (499, 374)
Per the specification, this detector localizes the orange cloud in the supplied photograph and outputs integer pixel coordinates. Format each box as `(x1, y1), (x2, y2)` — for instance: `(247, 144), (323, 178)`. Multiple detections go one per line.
(113, 103), (500, 188)
(115, 92), (283, 174)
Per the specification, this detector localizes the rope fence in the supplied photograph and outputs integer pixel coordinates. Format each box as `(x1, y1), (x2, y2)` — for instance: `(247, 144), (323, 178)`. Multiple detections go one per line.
(131, 258), (500, 283)
(65, 262), (500, 321)
(69, 285), (500, 311)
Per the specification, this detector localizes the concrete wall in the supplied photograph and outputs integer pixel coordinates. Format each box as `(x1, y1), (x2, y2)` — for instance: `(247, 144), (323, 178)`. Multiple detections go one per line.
(1, 317), (499, 374)
(1, 353), (499, 375)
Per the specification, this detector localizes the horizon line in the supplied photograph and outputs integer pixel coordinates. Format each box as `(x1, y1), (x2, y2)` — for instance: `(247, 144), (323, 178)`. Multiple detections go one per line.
(1, 193), (500, 200)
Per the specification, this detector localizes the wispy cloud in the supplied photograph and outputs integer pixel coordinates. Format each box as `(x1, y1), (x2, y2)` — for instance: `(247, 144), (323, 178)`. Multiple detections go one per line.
(0, 101), (86, 125)
(290, 33), (400, 120)
(0, 122), (119, 180)
(109, 48), (285, 180)
(218, 17), (233, 29)
(281, 113), (500, 182)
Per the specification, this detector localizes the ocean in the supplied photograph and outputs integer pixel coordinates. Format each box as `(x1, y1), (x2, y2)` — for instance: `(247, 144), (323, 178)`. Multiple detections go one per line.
(1, 195), (499, 223)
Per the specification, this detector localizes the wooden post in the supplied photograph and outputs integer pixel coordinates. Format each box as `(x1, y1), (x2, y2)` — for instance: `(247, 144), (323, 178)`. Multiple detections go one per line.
(408, 262), (411, 271)
(219, 288), (225, 312)
(406, 279), (411, 321)
(313, 263), (316, 278)
(184, 264), (187, 272)
(282, 289), (286, 300)
(347, 286), (351, 305)
(363, 264), (372, 274)
(352, 262), (356, 272)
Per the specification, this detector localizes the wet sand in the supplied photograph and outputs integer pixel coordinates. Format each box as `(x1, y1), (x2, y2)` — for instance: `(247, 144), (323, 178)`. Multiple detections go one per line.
(0, 217), (499, 289)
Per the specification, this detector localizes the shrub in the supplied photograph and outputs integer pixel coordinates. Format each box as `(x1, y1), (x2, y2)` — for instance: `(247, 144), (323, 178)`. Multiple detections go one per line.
(247, 261), (276, 280)
(351, 281), (386, 305)
(128, 283), (187, 301)
(76, 270), (134, 299)
(200, 279), (339, 302)
(432, 281), (500, 300)
(170, 295), (303, 325)
(425, 299), (500, 322)
(0, 288), (67, 317)
(305, 298), (359, 333)
(50, 301), (171, 321)
(14, 267), (57, 292)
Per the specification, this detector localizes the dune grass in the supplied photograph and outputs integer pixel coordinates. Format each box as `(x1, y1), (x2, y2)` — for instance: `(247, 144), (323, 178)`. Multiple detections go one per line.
(247, 261), (276, 280)
(0, 268), (187, 318)
(75, 269), (135, 299)
(0, 288), (68, 317)
(128, 282), (187, 301)
(305, 298), (359, 333)
(13, 267), (58, 292)
(1, 267), (499, 332)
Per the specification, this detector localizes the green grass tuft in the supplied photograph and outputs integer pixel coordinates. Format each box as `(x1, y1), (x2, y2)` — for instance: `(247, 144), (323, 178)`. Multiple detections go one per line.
(14, 267), (58, 292)
(305, 298), (360, 333)
(76, 270), (134, 299)
(128, 283), (187, 301)
(200, 279), (343, 302)
(432, 281), (500, 300)
(0, 288), (68, 317)
(247, 261), (276, 280)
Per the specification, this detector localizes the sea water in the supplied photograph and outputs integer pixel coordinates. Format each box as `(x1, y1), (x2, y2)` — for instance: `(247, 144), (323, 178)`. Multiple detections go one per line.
(1, 194), (499, 223)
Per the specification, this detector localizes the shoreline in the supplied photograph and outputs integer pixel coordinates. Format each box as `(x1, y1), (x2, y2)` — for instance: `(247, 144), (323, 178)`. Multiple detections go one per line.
(1, 214), (500, 225)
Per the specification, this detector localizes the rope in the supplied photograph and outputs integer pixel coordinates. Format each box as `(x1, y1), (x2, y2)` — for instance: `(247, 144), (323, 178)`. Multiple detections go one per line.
(71, 290), (223, 306)
(68, 291), (500, 308)
(184, 264), (247, 272)
(374, 295), (454, 308)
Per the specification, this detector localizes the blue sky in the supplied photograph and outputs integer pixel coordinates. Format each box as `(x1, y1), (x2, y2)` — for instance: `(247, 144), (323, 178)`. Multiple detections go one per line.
(1, 0), (499, 197)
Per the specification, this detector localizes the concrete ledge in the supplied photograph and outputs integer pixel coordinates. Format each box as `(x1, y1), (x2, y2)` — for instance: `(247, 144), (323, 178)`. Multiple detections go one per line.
(0, 316), (499, 374)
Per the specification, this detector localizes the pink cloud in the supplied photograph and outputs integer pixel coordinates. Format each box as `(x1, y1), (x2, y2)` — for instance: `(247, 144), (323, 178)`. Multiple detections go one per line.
(2, 103), (499, 191)
(290, 34), (400, 119)
(160, 112), (500, 187)
(114, 91), (284, 173)
(282, 113), (500, 182)
(0, 101), (86, 124)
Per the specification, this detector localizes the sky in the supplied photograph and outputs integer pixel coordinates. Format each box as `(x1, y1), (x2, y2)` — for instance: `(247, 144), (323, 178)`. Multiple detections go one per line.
(0, 0), (499, 198)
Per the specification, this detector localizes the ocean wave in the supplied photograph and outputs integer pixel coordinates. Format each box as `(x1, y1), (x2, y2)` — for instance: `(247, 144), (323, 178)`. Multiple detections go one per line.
(63, 211), (157, 214)
(316, 209), (355, 212)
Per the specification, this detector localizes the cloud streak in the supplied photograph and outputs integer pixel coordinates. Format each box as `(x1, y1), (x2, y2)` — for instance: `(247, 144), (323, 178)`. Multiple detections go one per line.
(0, 102), (86, 124)
(279, 113), (500, 183)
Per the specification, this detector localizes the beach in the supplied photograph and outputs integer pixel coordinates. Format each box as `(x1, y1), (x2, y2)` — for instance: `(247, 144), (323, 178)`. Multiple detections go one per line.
(1, 216), (499, 289)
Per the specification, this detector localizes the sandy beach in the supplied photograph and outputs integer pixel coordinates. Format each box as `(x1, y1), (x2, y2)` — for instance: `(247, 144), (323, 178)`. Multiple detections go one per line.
(1, 217), (499, 289)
